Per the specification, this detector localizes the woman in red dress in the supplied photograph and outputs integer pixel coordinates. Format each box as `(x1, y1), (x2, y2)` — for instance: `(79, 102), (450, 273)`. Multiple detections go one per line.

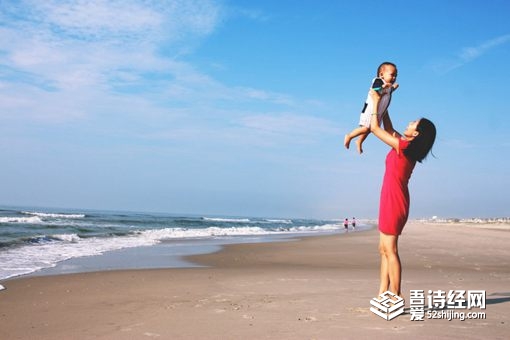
(369, 90), (436, 297)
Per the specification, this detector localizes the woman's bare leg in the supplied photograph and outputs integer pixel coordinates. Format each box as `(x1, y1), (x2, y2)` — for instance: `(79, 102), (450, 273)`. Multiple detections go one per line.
(378, 236), (389, 295)
(378, 232), (401, 296)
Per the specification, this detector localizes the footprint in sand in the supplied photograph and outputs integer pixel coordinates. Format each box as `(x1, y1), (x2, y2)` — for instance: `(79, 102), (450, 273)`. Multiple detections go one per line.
(348, 307), (370, 314)
(297, 316), (318, 322)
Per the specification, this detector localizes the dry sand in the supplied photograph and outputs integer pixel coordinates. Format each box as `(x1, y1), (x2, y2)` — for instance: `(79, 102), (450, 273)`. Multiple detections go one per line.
(0, 221), (508, 339)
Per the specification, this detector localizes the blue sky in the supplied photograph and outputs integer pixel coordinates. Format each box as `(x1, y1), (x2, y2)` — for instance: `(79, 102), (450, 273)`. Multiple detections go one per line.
(1, 0), (509, 219)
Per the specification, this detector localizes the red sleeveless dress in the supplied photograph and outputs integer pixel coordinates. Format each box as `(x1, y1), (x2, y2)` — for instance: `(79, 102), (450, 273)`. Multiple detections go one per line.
(378, 138), (416, 235)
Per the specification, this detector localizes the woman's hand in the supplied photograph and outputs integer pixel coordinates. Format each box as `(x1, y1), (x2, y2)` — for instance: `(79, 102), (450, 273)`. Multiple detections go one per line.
(369, 88), (381, 103)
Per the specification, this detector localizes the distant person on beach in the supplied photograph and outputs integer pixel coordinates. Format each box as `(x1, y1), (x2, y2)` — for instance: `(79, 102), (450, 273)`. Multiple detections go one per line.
(344, 62), (399, 154)
(344, 218), (349, 230)
(368, 88), (436, 298)
(351, 217), (356, 229)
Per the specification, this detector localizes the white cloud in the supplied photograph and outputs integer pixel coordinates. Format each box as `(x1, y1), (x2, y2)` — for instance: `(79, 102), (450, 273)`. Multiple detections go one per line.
(237, 87), (294, 106)
(0, 1), (224, 120)
(459, 34), (510, 62)
(36, 1), (162, 40)
(0, 0), (335, 149)
(227, 6), (270, 22)
(1, 0), (222, 71)
(4, 0), (219, 42)
(237, 113), (338, 145)
(429, 34), (510, 74)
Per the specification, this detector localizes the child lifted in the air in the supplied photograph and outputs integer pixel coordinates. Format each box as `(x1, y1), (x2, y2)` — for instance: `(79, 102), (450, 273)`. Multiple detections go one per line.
(344, 62), (399, 154)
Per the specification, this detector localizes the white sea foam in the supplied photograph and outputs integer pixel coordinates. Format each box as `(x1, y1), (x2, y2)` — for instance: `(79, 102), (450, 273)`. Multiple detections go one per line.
(22, 211), (85, 219)
(0, 216), (43, 224)
(0, 233), (160, 280)
(289, 223), (340, 231)
(0, 223), (348, 280)
(53, 234), (81, 242)
(202, 217), (251, 223)
(265, 219), (292, 224)
(140, 226), (269, 239)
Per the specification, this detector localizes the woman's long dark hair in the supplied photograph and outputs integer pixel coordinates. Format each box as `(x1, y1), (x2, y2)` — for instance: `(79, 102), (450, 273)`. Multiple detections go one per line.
(404, 118), (436, 163)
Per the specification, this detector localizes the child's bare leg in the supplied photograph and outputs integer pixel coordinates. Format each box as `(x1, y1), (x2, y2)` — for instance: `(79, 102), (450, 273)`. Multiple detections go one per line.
(344, 126), (369, 150)
(344, 134), (352, 149)
(356, 132), (369, 154)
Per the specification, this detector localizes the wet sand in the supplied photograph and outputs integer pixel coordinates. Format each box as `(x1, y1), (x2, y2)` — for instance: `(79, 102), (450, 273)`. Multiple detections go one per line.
(0, 221), (508, 339)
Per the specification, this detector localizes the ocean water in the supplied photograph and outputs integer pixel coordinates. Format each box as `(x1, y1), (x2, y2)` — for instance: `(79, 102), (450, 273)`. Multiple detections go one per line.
(0, 206), (368, 280)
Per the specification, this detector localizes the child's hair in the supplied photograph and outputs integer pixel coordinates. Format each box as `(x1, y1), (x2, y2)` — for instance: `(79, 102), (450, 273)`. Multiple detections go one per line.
(404, 118), (436, 163)
(376, 62), (397, 76)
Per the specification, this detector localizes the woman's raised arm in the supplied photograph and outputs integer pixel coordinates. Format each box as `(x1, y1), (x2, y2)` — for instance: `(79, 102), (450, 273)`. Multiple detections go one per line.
(369, 90), (400, 150)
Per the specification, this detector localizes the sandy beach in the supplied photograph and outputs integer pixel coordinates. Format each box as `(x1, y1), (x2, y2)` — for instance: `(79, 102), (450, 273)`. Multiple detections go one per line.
(1, 221), (509, 339)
